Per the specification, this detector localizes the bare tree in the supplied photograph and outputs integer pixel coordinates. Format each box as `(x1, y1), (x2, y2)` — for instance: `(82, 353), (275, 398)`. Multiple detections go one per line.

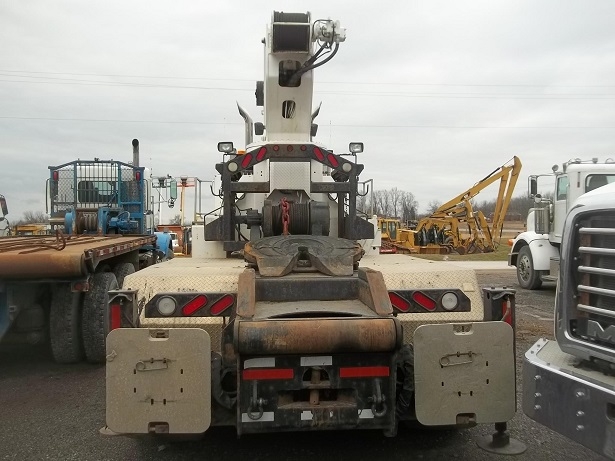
(12, 210), (49, 226)
(426, 200), (442, 214)
(169, 214), (182, 225)
(400, 191), (418, 222)
(389, 187), (402, 218)
(373, 190), (392, 216)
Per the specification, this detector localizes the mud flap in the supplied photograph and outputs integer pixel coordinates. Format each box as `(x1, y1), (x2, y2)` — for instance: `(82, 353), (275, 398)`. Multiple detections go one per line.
(413, 322), (515, 426)
(106, 328), (211, 434)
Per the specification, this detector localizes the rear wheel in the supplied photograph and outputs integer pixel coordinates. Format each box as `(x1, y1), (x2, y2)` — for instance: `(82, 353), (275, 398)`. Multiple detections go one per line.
(49, 284), (84, 363)
(113, 262), (135, 288)
(82, 272), (118, 363)
(517, 246), (542, 289)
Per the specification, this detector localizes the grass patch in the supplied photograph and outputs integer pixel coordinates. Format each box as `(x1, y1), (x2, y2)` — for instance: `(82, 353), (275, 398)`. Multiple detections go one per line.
(411, 244), (510, 262)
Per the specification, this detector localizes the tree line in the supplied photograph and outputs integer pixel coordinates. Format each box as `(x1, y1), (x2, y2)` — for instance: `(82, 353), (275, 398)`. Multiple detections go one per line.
(358, 187), (540, 223)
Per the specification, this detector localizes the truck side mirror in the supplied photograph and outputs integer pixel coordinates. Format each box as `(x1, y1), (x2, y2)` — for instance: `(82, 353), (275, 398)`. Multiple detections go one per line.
(169, 179), (178, 201)
(529, 177), (537, 196)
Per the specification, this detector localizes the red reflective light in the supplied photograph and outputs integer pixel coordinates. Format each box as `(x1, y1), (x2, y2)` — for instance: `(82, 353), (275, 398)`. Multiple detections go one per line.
(412, 292), (436, 311)
(273, 145), (280, 151)
(210, 294), (234, 315)
(52, 170), (59, 181)
(327, 154), (339, 168)
(339, 366), (389, 378)
(110, 303), (121, 330)
(135, 171), (141, 181)
(242, 368), (294, 381)
(502, 301), (512, 326)
(389, 292), (411, 312)
(313, 147), (324, 161)
(256, 147), (267, 161)
(182, 295), (208, 316)
(286, 145), (294, 152)
(300, 145), (307, 151)
(241, 153), (253, 169)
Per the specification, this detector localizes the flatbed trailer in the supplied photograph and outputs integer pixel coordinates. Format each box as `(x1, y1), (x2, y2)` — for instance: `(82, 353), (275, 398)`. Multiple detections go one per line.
(0, 233), (157, 363)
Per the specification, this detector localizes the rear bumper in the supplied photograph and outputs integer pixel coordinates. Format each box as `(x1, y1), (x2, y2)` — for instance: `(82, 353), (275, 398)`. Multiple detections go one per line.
(523, 338), (615, 459)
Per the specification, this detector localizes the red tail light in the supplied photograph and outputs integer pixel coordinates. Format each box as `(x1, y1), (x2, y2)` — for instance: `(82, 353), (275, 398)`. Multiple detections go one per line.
(256, 147), (267, 161)
(243, 368), (294, 380)
(327, 153), (339, 168)
(182, 295), (208, 316)
(52, 170), (59, 181)
(502, 299), (512, 326)
(300, 145), (307, 151)
(340, 366), (389, 378)
(286, 145), (294, 152)
(241, 153), (253, 168)
(313, 147), (324, 161)
(110, 303), (122, 330)
(273, 145), (280, 152)
(389, 292), (411, 312)
(412, 292), (436, 311)
(210, 294), (234, 315)
(135, 171), (141, 181)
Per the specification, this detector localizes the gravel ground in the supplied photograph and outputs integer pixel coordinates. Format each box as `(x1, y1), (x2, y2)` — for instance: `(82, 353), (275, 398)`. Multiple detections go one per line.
(0, 272), (608, 461)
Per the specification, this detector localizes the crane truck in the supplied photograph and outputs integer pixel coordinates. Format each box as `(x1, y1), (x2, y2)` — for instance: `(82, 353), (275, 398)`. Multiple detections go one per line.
(509, 158), (615, 289)
(0, 140), (173, 363)
(104, 12), (521, 448)
(523, 181), (615, 459)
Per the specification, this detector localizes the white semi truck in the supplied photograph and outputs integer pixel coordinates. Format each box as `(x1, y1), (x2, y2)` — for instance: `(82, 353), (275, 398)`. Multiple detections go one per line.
(509, 158), (615, 289)
(103, 12), (520, 448)
(524, 182), (615, 459)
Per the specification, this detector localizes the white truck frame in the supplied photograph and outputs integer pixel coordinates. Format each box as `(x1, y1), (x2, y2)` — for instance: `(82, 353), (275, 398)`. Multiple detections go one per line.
(509, 158), (615, 289)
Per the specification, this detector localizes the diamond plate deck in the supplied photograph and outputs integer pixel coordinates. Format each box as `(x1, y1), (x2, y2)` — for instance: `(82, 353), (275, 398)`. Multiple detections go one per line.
(127, 254), (483, 347)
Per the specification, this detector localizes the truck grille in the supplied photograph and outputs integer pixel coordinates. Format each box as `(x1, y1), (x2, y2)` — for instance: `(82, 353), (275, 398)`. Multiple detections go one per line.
(575, 213), (615, 345)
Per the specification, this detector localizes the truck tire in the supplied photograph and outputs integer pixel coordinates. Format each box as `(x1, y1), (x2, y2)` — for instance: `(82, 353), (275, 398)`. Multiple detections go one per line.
(113, 262), (135, 288)
(517, 245), (542, 290)
(49, 285), (85, 364)
(395, 344), (415, 419)
(82, 272), (118, 363)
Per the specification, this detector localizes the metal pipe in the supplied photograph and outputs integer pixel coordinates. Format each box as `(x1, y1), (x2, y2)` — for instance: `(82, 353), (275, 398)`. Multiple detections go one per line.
(132, 139), (139, 168)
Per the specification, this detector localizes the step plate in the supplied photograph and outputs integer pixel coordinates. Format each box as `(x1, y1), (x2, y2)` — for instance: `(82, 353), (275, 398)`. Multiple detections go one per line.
(414, 322), (515, 425)
(106, 328), (211, 434)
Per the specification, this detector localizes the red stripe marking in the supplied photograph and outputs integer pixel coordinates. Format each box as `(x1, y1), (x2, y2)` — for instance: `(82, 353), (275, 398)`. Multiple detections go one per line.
(242, 368), (294, 380)
(339, 366), (390, 378)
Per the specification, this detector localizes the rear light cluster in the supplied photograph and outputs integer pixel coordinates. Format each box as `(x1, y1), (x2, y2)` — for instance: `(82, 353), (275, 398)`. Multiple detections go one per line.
(388, 289), (471, 313)
(144, 293), (236, 318)
(226, 144), (351, 174)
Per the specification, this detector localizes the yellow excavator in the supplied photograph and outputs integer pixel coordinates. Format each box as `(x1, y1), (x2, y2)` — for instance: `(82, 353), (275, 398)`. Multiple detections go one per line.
(388, 156), (522, 255)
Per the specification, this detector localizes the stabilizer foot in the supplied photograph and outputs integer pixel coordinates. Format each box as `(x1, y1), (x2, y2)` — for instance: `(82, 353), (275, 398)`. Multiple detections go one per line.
(476, 422), (527, 455)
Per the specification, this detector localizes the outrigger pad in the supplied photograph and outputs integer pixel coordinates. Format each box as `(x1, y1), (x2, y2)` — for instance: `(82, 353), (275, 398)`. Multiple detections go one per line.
(244, 235), (363, 277)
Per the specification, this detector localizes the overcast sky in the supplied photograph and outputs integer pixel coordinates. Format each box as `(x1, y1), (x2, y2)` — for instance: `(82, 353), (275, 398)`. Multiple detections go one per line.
(1, 0), (614, 222)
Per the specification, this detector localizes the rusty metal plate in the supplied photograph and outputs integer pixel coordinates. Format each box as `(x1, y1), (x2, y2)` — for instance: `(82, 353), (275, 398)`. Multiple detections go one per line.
(244, 235), (363, 277)
(106, 328), (211, 434)
(413, 322), (515, 425)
